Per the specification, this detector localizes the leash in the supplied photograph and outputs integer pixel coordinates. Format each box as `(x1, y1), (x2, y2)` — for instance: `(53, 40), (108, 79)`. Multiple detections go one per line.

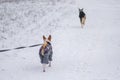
(0, 43), (42, 53)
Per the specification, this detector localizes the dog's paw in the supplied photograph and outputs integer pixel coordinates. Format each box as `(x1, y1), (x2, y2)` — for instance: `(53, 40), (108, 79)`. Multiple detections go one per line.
(48, 64), (51, 67)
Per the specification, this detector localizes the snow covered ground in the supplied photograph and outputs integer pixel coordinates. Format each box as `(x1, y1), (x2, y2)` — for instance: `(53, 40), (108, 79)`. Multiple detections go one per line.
(0, 0), (120, 80)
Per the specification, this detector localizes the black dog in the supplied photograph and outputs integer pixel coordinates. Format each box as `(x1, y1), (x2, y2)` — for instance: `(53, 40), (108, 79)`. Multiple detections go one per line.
(79, 8), (86, 28)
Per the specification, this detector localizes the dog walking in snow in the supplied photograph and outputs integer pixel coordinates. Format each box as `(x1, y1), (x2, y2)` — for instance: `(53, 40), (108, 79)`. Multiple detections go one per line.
(79, 8), (86, 28)
(39, 35), (53, 72)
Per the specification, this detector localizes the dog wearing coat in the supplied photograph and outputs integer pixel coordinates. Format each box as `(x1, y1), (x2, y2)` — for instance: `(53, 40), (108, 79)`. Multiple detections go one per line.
(79, 8), (86, 28)
(39, 35), (53, 72)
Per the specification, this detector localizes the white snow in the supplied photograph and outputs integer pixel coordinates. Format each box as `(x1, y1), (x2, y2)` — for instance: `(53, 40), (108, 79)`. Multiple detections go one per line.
(0, 0), (120, 80)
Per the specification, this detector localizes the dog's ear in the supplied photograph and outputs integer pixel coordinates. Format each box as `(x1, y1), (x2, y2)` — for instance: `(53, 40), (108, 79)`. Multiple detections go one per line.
(48, 35), (51, 41)
(79, 8), (80, 12)
(82, 8), (84, 11)
(43, 35), (46, 41)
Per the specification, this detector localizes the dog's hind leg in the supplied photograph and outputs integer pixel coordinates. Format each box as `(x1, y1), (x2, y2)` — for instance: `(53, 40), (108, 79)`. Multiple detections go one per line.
(82, 17), (86, 25)
(42, 64), (46, 72)
(81, 17), (86, 28)
(81, 21), (84, 28)
(80, 19), (83, 28)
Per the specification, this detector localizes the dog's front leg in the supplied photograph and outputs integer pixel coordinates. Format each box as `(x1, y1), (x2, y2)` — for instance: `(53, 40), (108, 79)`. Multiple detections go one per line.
(48, 61), (51, 67)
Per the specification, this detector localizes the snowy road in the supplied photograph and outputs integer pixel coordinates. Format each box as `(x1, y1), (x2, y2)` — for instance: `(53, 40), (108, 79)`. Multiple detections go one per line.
(0, 0), (120, 80)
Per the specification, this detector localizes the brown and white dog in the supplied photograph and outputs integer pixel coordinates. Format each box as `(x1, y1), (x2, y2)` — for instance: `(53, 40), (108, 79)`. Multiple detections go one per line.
(79, 8), (86, 28)
(39, 35), (53, 72)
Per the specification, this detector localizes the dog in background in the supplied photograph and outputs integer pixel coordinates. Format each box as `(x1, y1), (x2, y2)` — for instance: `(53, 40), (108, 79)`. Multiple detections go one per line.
(79, 8), (86, 28)
(39, 35), (53, 72)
